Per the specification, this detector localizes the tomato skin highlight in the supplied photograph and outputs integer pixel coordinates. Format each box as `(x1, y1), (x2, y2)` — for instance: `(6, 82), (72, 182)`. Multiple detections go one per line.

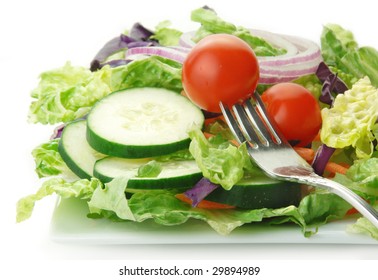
(261, 83), (322, 147)
(182, 34), (259, 113)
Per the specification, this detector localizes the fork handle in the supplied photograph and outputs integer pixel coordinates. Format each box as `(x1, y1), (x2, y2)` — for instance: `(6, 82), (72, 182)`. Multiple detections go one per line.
(300, 174), (378, 229)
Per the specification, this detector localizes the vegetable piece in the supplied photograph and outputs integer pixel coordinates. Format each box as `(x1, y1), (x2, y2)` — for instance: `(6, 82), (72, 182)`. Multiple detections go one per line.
(86, 87), (204, 158)
(293, 147), (315, 162)
(182, 34), (259, 112)
(261, 83), (322, 147)
(316, 62), (348, 103)
(175, 193), (235, 209)
(311, 144), (336, 176)
(17, 177), (102, 222)
(190, 7), (286, 56)
(58, 120), (106, 179)
(320, 77), (378, 159)
(110, 56), (183, 93)
(126, 46), (188, 63)
(324, 162), (349, 176)
(28, 62), (113, 125)
(32, 139), (68, 178)
(150, 20), (183, 46)
(321, 24), (378, 87)
(188, 128), (253, 190)
(94, 156), (202, 191)
(183, 177), (219, 206)
(204, 175), (302, 209)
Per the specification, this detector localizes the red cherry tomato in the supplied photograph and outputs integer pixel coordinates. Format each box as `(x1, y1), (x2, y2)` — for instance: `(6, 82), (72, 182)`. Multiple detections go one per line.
(261, 83), (322, 147)
(182, 34), (259, 113)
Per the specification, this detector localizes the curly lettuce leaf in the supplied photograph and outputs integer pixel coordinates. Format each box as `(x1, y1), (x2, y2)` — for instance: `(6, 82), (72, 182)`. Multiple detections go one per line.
(31, 139), (68, 178)
(88, 177), (135, 220)
(188, 128), (252, 190)
(320, 77), (378, 158)
(332, 157), (378, 198)
(17, 177), (101, 222)
(28, 62), (112, 124)
(87, 177), (352, 237)
(110, 56), (183, 93)
(321, 24), (378, 87)
(151, 20), (183, 46)
(347, 214), (378, 240)
(190, 7), (286, 56)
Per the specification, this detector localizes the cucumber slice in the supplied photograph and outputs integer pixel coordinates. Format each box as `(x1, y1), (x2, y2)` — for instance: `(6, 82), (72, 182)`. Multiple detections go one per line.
(94, 156), (202, 190)
(58, 120), (105, 179)
(204, 175), (302, 209)
(87, 87), (204, 158)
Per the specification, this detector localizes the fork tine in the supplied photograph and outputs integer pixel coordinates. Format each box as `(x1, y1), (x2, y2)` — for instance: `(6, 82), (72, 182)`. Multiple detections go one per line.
(251, 91), (283, 145)
(232, 103), (266, 146)
(243, 99), (273, 146)
(219, 102), (246, 144)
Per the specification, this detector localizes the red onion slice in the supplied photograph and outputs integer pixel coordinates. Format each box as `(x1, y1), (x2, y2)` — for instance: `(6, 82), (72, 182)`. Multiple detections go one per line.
(125, 46), (188, 63)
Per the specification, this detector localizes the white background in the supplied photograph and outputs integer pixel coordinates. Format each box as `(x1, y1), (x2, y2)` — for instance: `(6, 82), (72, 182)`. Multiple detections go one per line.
(1, 0), (377, 278)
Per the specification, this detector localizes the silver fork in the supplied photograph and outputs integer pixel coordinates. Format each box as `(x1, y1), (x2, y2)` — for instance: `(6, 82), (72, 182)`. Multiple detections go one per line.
(220, 91), (378, 229)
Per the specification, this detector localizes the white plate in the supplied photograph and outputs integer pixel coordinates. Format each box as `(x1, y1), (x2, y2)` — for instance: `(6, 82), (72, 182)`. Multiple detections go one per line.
(50, 198), (377, 245)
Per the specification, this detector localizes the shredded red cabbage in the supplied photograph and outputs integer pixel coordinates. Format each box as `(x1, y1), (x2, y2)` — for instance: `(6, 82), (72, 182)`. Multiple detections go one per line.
(90, 23), (159, 71)
(311, 62), (348, 175)
(184, 177), (219, 207)
(311, 144), (336, 176)
(315, 62), (348, 106)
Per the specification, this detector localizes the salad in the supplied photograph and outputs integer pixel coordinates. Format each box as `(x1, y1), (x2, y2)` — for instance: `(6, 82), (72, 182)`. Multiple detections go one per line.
(16, 7), (378, 240)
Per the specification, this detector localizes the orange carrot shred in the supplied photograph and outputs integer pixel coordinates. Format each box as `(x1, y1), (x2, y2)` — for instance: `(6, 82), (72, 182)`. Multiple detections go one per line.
(175, 193), (235, 209)
(294, 147), (315, 162)
(324, 161), (349, 175)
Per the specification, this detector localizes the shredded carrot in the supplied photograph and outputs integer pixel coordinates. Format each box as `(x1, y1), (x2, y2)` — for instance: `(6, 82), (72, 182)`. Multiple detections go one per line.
(175, 193), (235, 209)
(324, 161), (350, 176)
(203, 132), (215, 139)
(294, 147), (315, 162)
(204, 115), (226, 126)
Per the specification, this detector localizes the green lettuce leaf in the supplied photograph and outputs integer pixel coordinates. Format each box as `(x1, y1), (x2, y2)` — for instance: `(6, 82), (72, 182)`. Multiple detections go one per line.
(190, 7), (286, 56)
(136, 160), (162, 178)
(31, 139), (68, 178)
(16, 177), (101, 222)
(28, 62), (112, 124)
(320, 77), (378, 158)
(151, 20), (183, 46)
(188, 128), (252, 190)
(87, 177), (353, 237)
(347, 214), (378, 240)
(110, 56), (183, 93)
(321, 24), (378, 87)
(332, 157), (378, 198)
(88, 176), (135, 220)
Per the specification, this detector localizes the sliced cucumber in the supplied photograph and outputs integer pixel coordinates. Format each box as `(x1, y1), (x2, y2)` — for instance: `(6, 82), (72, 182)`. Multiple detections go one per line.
(204, 175), (302, 209)
(87, 87), (204, 158)
(58, 120), (105, 179)
(94, 156), (202, 190)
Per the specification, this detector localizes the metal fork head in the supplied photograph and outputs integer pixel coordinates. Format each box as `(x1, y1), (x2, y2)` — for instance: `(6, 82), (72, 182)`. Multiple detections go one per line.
(220, 91), (312, 179)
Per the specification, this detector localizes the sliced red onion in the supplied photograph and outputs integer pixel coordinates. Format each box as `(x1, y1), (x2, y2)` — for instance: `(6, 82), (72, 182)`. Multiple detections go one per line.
(125, 46), (188, 63)
(259, 75), (299, 84)
(184, 177), (219, 207)
(50, 123), (66, 140)
(259, 58), (321, 76)
(258, 35), (321, 67)
(179, 31), (196, 48)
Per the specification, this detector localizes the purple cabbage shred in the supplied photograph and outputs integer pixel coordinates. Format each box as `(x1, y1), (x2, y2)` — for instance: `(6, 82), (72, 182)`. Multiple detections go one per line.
(184, 177), (219, 207)
(90, 23), (159, 71)
(315, 62), (348, 106)
(311, 144), (336, 176)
